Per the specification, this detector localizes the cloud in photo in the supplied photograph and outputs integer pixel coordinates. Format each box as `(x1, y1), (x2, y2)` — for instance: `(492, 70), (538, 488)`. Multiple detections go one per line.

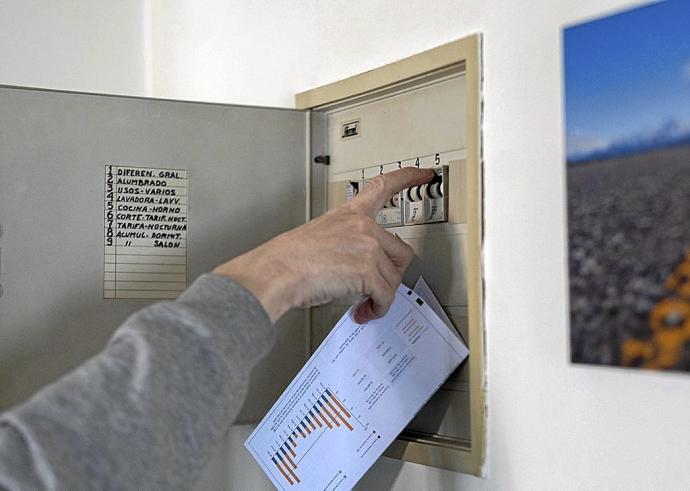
(568, 118), (690, 162)
(683, 59), (690, 82)
(566, 131), (610, 160)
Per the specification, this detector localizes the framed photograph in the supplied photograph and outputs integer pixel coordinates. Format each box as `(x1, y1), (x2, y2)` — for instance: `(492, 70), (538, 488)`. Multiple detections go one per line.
(564, 0), (690, 371)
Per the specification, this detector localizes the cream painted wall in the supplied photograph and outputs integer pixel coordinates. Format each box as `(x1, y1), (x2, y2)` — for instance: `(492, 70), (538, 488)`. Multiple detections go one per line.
(152, 1), (690, 490)
(0, 0), (151, 95)
(149, 0), (480, 108)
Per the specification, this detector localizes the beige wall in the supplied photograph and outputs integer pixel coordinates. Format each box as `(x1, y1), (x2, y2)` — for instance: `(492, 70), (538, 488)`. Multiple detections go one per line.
(149, 0), (478, 108)
(0, 0), (151, 96)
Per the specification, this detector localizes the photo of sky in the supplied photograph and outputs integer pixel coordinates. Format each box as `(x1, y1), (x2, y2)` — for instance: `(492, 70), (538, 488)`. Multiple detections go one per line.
(565, 1), (690, 371)
(564, 0), (690, 163)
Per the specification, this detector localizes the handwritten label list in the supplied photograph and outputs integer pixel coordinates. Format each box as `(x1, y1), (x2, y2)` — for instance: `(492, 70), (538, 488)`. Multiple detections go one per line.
(104, 165), (188, 299)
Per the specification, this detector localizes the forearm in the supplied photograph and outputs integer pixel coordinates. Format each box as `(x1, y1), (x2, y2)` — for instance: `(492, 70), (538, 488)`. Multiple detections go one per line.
(0, 274), (274, 490)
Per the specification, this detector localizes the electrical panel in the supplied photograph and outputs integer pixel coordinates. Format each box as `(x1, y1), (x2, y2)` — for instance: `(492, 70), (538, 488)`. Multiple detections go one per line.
(297, 35), (485, 476)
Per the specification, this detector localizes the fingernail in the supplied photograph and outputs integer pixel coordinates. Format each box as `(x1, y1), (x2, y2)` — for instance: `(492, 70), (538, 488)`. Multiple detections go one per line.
(353, 308), (367, 324)
(354, 301), (372, 324)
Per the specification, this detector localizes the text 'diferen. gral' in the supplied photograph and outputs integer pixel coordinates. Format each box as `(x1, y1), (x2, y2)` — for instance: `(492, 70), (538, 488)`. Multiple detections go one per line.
(104, 165), (189, 300)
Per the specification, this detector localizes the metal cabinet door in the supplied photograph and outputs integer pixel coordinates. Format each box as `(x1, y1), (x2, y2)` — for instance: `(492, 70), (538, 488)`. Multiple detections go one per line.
(0, 86), (308, 422)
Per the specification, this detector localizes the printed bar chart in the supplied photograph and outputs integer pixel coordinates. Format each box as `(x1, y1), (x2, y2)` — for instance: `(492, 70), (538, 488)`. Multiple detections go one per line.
(245, 283), (468, 490)
(271, 387), (354, 486)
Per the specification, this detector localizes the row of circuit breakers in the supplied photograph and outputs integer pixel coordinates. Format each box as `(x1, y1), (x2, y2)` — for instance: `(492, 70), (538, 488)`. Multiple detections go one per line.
(346, 166), (449, 227)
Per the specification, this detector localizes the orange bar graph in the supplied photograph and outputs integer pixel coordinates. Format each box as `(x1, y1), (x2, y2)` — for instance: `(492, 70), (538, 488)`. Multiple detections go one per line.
(274, 451), (301, 485)
(273, 458), (293, 485)
(323, 399), (341, 420)
(318, 402), (340, 427)
(333, 408), (353, 431)
(301, 422), (311, 435)
(324, 397), (353, 431)
(285, 462), (300, 483)
(328, 391), (352, 418)
(271, 389), (359, 486)
(309, 410), (322, 428)
(314, 407), (332, 428)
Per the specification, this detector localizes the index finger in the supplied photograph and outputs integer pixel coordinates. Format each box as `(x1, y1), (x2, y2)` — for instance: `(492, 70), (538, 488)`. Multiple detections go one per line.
(346, 167), (435, 218)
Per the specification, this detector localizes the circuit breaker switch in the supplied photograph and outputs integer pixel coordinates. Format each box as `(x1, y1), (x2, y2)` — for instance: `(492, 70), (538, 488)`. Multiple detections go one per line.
(405, 187), (414, 202)
(428, 181), (443, 199)
(407, 185), (423, 202)
(419, 183), (431, 200)
(402, 165), (449, 225)
(376, 190), (403, 227)
(385, 193), (400, 208)
(377, 206), (402, 227)
(345, 181), (360, 201)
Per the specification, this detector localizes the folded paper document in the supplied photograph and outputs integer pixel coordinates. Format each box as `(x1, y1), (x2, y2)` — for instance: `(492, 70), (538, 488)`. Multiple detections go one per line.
(245, 278), (469, 490)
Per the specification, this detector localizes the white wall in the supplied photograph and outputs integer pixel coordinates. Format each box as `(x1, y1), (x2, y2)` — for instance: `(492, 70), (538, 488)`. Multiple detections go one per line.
(0, 0), (150, 96)
(149, 0), (480, 107)
(152, 1), (690, 490)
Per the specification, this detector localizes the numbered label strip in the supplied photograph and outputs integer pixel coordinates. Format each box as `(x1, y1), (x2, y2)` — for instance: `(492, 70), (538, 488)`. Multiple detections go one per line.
(104, 165), (189, 300)
(330, 148), (464, 183)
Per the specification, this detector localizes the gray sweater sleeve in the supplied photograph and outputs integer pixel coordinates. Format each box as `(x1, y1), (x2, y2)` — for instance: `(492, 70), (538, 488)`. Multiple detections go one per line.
(0, 273), (275, 490)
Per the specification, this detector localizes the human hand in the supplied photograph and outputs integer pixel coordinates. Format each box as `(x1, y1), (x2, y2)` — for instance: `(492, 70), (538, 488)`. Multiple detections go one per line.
(214, 168), (434, 323)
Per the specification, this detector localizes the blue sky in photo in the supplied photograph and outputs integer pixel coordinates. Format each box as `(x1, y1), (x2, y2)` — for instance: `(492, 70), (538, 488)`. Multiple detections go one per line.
(564, 0), (690, 162)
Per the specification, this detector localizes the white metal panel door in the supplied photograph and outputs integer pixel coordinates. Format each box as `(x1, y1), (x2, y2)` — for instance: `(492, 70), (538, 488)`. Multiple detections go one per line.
(0, 86), (308, 422)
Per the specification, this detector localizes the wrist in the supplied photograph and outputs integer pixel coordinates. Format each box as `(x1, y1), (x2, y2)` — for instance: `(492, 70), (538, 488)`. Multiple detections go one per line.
(213, 250), (299, 323)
